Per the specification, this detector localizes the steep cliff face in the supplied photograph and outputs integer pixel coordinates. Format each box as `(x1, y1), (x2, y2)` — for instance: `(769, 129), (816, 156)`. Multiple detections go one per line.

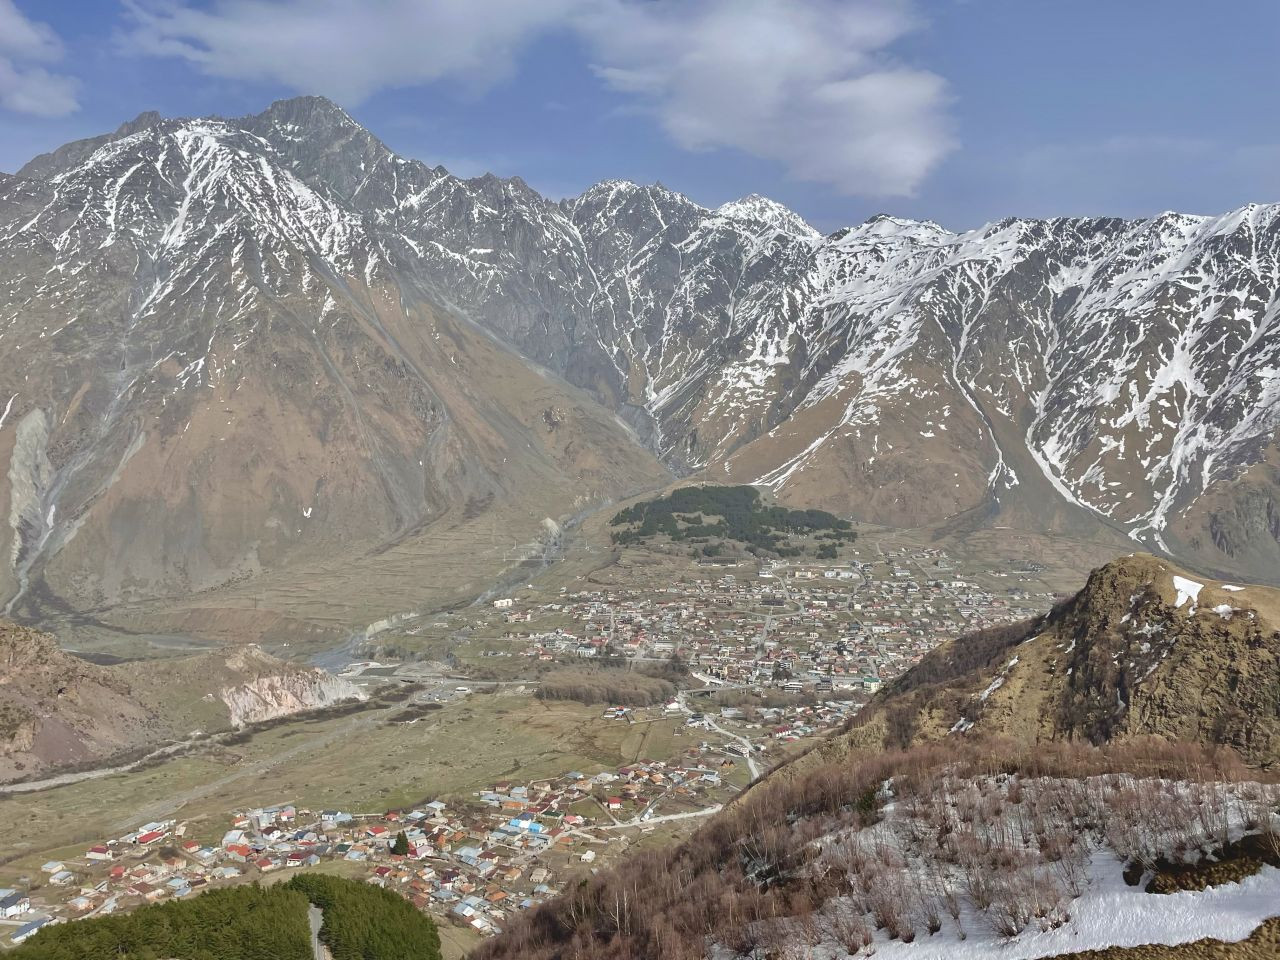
(216, 645), (365, 727)
(825, 554), (1280, 767)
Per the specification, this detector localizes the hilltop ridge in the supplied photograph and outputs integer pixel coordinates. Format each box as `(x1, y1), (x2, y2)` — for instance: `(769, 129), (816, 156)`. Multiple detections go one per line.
(805, 552), (1280, 769)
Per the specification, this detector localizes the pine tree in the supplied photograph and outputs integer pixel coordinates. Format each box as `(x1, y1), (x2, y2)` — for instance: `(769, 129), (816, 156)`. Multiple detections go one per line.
(391, 830), (411, 856)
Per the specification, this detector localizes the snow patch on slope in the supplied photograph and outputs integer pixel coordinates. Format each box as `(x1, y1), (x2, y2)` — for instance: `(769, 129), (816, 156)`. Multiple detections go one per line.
(863, 860), (1280, 960)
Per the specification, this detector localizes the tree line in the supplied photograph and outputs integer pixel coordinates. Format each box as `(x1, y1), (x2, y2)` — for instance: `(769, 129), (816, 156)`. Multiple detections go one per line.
(13, 884), (312, 960)
(285, 874), (440, 960)
(14, 874), (441, 960)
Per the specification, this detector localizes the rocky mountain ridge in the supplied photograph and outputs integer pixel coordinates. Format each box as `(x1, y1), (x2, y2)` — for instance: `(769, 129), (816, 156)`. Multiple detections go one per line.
(1, 96), (1278, 629)
(0, 98), (667, 624)
(223, 98), (1280, 582)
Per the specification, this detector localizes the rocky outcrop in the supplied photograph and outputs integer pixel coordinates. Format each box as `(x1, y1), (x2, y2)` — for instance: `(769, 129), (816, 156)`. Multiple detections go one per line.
(823, 554), (1280, 768)
(0, 625), (370, 780)
(218, 646), (365, 727)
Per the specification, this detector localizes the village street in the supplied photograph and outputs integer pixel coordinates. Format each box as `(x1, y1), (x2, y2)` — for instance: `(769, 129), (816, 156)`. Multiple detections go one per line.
(676, 690), (762, 780)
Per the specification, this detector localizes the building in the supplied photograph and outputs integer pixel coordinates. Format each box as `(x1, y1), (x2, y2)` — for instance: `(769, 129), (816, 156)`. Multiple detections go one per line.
(0, 891), (31, 918)
(12, 917), (54, 944)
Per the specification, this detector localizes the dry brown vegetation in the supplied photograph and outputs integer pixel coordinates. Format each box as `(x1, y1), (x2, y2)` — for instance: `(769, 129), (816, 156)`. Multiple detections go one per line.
(535, 667), (678, 707)
(474, 738), (1278, 960)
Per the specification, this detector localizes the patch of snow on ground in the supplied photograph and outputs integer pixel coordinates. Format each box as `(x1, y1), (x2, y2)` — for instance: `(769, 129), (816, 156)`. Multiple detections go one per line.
(977, 657), (1020, 702)
(1172, 575), (1203, 610)
(0, 392), (17, 432)
(727, 775), (1280, 960)
(1221, 584), (1245, 592)
(863, 859), (1280, 960)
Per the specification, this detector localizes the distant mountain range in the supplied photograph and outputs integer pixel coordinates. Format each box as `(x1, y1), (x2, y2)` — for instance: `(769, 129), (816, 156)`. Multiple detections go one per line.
(1, 96), (1278, 623)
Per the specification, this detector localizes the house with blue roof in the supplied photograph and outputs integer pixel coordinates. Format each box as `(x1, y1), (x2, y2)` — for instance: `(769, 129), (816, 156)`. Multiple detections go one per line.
(12, 916), (54, 944)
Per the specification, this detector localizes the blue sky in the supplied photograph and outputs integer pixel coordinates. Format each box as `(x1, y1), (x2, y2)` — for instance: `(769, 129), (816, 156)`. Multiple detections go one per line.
(1, 0), (1277, 232)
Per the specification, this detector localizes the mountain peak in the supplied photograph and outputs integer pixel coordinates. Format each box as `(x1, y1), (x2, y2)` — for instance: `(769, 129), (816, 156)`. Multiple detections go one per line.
(834, 212), (953, 245)
(821, 551), (1280, 766)
(16, 109), (172, 180)
(255, 95), (358, 129)
(246, 95), (370, 147)
(115, 110), (163, 137)
(569, 179), (707, 225)
(716, 193), (818, 240)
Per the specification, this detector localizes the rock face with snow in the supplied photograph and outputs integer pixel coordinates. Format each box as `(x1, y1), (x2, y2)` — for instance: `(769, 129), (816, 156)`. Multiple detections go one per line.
(2, 96), (1279, 619)
(827, 553), (1280, 767)
(0, 99), (668, 620)
(228, 100), (1280, 579)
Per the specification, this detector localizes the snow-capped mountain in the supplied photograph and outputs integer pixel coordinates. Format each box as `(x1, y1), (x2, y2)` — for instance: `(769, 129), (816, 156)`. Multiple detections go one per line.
(1, 96), (1278, 619)
(242, 98), (1279, 581)
(0, 100), (667, 621)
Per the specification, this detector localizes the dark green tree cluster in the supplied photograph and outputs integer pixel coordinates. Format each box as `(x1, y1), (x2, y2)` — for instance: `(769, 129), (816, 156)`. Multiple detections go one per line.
(286, 874), (441, 960)
(13, 884), (312, 960)
(610, 485), (852, 556)
(391, 831), (411, 856)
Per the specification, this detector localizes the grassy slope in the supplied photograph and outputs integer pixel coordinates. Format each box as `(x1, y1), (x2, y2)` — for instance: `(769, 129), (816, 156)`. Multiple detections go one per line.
(0, 693), (681, 882)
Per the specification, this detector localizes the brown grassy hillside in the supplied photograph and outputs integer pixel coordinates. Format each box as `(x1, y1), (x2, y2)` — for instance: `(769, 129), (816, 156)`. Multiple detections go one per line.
(0, 621), (159, 781)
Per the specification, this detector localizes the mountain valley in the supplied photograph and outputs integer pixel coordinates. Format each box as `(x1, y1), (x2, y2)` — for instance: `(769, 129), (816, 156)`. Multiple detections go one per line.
(2, 98), (1280, 654)
(0, 96), (1278, 960)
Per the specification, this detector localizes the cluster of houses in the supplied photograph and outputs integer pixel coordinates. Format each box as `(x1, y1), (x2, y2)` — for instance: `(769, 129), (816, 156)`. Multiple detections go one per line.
(2, 547), (1055, 948)
(695, 699), (863, 742)
(492, 549), (1050, 694)
(0, 821), (192, 946)
(5, 745), (743, 945)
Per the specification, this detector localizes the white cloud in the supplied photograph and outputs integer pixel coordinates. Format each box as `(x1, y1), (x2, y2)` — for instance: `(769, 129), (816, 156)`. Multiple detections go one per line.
(583, 0), (953, 196)
(121, 0), (954, 198)
(0, 0), (79, 116)
(122, 0), (583, 101)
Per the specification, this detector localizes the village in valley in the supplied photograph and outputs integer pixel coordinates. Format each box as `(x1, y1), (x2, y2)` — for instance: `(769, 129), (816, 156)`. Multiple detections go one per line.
(496, 548), (1049, 694)
(1, 535), (1063, 950)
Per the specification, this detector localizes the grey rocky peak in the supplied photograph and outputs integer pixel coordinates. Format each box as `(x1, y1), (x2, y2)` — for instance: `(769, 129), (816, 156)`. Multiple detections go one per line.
(16, 109), (167, 181)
